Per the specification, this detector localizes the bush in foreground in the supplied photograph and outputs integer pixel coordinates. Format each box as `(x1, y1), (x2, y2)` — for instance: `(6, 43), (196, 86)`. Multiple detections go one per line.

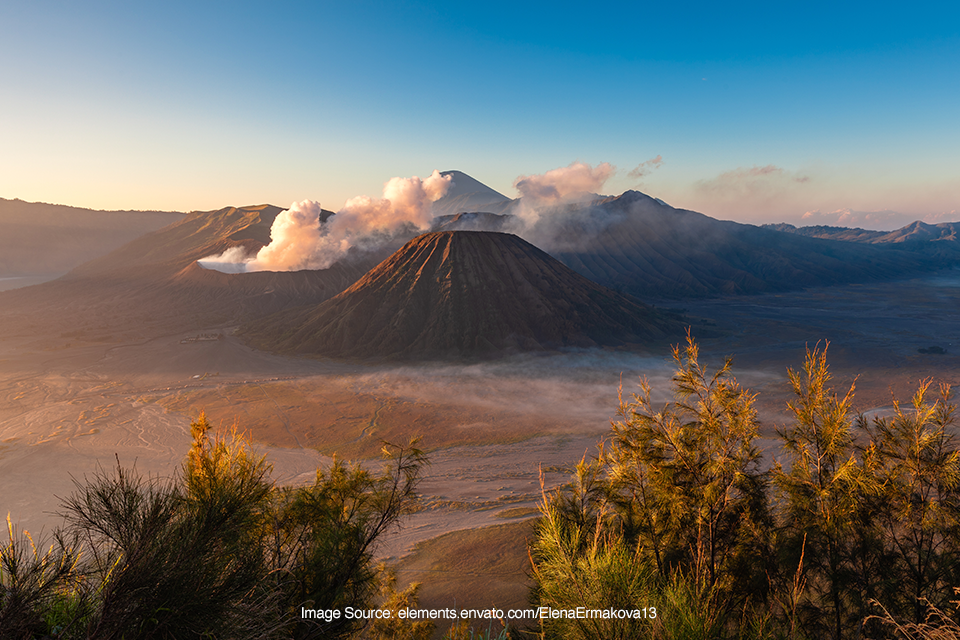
(532, 337), (960, 640)
(0, 413), (427, 639)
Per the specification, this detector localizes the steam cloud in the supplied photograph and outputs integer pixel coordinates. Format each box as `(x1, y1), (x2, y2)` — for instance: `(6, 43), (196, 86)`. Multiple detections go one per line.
(199, 161), (647, 274)
(501, 161), (628, 252)
(199, 170), (452, 273)
(694, 165), (811, 197)
(513, 161), (614, 203)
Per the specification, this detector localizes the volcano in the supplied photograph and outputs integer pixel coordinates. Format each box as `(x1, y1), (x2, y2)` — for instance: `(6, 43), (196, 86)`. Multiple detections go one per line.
(241, 231), (683, 360)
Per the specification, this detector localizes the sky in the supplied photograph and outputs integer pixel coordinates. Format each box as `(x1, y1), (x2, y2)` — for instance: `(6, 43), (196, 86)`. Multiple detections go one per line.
(1, 0), (959, 229)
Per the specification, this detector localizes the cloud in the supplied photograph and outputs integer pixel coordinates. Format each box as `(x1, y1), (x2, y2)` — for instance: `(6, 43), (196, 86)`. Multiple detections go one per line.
(493, 161), (639, 253)
(680, 164), (816, 222)
(628, 155), (663, 180)
(695, 165), (811, 196)
(922, 210), (959, 224)
(196, 246), (254, 274)
(513, 161), (614, 202)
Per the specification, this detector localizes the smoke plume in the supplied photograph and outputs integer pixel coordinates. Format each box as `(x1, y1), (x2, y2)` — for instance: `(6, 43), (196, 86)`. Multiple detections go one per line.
(628, 155), (663, 181)
(513, 161), (614, 203)
(496, 161), (627, 251)
(199, 170), (452, 273)
(250, 200), (327, 271)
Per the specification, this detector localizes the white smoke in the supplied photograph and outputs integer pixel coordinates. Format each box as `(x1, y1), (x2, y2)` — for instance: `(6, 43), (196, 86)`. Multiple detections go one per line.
(198, 162), (634, 274)
(252, 200), (327, 271)
(513, 161), (614, 203)
(422, 161), (624, 253)
(199, 170), (453, 273)
(496, 161), (623, 251)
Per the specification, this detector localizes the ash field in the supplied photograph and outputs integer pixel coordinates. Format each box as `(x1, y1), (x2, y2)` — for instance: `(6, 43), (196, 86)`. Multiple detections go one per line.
(2, 171), (959, 615)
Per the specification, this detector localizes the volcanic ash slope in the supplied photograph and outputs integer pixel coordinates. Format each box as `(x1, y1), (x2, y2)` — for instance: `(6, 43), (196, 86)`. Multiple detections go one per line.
(241, 231), (683, 360)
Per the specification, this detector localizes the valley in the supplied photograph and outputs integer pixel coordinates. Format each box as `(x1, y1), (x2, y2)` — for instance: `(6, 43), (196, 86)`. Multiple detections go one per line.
(2, 176), (959, 626)
(1, 267), (958, 617)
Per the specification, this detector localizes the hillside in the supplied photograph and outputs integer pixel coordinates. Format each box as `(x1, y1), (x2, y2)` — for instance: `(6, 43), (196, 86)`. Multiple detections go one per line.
(550, 191), (951, 298)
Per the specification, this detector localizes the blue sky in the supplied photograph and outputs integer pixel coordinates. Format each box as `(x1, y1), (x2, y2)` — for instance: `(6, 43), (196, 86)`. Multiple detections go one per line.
(1, 0), (958, 228)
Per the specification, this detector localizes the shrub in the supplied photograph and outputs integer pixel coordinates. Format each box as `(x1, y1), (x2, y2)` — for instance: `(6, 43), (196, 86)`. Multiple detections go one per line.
(2, 412), (427, 638)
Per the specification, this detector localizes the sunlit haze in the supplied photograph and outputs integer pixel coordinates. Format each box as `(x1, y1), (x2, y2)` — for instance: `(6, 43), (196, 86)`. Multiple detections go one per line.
(1, 1), (958, 229)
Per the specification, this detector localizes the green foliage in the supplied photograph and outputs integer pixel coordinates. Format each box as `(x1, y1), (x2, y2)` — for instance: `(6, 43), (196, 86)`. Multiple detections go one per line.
(1, 412), (427, 639)
(530, 337), (960, 640)
(608, 334), (770, 608)
(269, 444), (427, 639)
(773, 348), (960, 638)
(864, 381), (960, 624)
(772, 345), (866, 639)
(531, 334), (771, 639)
(532, 494), (657, 640)
(442, 620), (512, 640)
(366, 566), (436, 640)
(0, 516), (87, 639)
(61, 450), (279, 638)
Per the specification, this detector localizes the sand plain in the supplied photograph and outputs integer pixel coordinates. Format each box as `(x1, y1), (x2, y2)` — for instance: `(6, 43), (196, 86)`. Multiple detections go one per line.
(1, 269), (959, 628)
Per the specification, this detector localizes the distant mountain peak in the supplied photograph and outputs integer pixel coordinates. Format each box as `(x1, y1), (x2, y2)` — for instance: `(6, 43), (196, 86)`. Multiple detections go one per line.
(439, 171), (510, 201)
(599, 190), (669, 208)
(432, 171), (513, 217)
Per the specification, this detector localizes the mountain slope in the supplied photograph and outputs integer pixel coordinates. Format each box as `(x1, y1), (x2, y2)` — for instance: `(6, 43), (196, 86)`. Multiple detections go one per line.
(0, 197), (183, 277)
(551, 191), (938, 298)
(242, 231), (682, 360)
(445, 189), (956, 299)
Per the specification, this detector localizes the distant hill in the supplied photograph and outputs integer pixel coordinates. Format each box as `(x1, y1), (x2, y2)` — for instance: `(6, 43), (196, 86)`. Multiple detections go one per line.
(5, 176), (957, 343)
(0, 204), (369, 339)
(764, 221), (960, 246)
(0, 198), (183, 277)
(241, 231), (684, 360)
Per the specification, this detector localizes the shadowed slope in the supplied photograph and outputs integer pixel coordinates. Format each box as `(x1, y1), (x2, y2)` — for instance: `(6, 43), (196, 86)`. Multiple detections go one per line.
(242, 231), (683, 360)
(421, 176), (957, 299)
(430, 211), (510, 232)
(533, 192), (955, 299)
